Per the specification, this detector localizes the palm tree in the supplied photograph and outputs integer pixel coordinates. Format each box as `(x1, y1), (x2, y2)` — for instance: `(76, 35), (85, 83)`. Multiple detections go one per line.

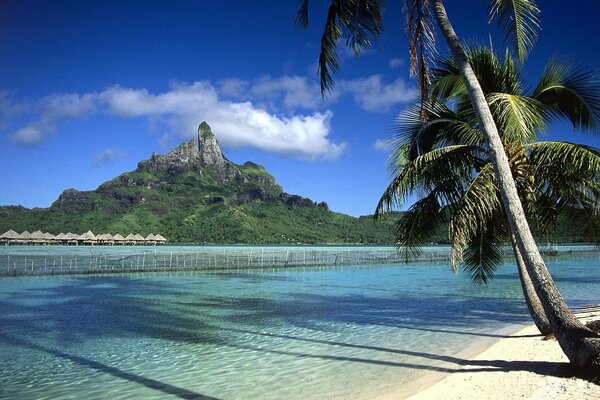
(298, 0), (600, 367)
(376, 47), (600, 336)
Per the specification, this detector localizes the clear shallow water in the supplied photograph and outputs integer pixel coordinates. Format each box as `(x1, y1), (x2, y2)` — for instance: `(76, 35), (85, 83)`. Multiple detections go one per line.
(1, 255), (599, 400)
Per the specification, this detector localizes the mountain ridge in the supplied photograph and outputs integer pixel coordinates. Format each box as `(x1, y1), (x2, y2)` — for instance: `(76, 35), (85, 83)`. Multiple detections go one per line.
(0, 122), (398, 244)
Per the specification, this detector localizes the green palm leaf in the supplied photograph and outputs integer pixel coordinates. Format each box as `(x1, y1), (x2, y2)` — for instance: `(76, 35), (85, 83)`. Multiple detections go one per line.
(378, 144), (482, 214)
(488, 0), (540, 62)
(297, 0), (384, 95)
(393, 191), (447, 261)
(487, 93), (544, 143)
(533, 59), (600, 131)
(463, 228), (504, 285)
(449, 164), (501, 269)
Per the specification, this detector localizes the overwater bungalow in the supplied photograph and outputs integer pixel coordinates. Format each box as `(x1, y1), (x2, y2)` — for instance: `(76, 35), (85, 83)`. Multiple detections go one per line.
(44, 232), (56, 243)
(0, 229), (167, 245)
(65, 232), (78, 245)
(124, 233), (136, 244)
(78, 230), (97, 245)
(18, 231), (32, 244)
(0, 229), (20, 244)
(133, 233), (145, 244)
(55, 233), (67, 244)
(145, 233), (157, 244)
(112, 233), (126, 244)
(30, 230), (47, 244)
(98, 233), (115, 245)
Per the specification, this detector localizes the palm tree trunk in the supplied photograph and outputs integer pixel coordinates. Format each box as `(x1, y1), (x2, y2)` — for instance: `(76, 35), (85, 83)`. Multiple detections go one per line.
(510, 234), (552, 335)
(432, 0), (600, 368)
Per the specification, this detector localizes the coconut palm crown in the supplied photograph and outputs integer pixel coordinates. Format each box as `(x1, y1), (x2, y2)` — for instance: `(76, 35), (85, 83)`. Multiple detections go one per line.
(376, 46), (600, 284)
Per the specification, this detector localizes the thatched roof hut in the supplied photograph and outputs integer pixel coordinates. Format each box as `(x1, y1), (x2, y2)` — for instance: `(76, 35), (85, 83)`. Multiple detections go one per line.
(98, 233), (115, 244)
(44, 232), (57, 242)
(0, 229), (20, 244)
(65, 232), (78, 244)
(55, 233), (67, 244)
(30, 230), (46, 244)
(133, 233), (145, 243)
(78, 230), (96, 244)
(154, 234), (167, 243)
(113, 233), (126, 244)
(18, 231), (32, 243)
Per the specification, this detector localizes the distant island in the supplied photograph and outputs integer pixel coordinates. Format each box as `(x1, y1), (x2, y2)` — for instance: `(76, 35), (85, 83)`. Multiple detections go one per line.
(0, 122), (589, 245)
(0, 122), (399, 244)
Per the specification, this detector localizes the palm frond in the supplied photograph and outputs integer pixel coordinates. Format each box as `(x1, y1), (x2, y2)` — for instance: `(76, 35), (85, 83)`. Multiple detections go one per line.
(295, 0), (310, 28)
(532, 58), (600, 131)
(377, 145), (481, 214)
(403, 0), (436, 97)
(318, 3), (344, 95)
(488, 0), (540, 62)
(449, 164), (500, 270)
(393, 191), (447, 261)
(487, 93), (544, 143)
(528, 141), (600, 175)
(528, 141), (600, 238)
(300, 1), (385, 96)
(462, 228), (504, 285)
(394, 103), (482, 160)
(338, 0), (384, 55)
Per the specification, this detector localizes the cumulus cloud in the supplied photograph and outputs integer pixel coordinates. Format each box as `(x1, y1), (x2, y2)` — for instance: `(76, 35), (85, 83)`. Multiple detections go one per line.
(7, 92), (97, 146)
(92, 148), (128, 166)
(97, 82), (345, 160)
(340, 75), (416, 112)
(389, 58), (405, 69)
(4, 72), (414, 158)
(218, 74), (413, 113)
(10, 121), (55, 146)
(41, 92), (97, 118)
(373, 138), (393, 153)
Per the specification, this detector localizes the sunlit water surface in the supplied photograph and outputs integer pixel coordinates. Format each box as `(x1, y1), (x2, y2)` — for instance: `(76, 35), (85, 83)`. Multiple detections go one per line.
(1, 255), (599, 399)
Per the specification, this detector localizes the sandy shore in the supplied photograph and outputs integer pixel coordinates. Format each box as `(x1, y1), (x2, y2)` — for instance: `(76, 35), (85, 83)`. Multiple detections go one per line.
(381, 306), (600, 400)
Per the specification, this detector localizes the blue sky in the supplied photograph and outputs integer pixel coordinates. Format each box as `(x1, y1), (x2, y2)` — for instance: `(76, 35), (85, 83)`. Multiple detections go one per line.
(1, 1), (599, 217)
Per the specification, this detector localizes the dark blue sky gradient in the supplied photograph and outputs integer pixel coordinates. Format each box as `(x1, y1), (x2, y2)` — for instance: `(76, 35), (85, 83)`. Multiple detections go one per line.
(0, 1), (598, 216)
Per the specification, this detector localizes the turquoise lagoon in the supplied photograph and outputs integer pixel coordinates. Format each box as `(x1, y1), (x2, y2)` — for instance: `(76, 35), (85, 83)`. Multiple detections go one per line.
(0, 247), (599, 399)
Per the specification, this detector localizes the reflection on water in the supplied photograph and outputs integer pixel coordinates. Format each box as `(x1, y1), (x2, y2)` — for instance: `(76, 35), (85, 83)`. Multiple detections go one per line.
(1, 255), (599, 399)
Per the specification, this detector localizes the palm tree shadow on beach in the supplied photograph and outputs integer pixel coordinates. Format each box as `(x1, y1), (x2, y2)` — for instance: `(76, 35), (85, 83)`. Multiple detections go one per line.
(1, 274), (598, 395)
(0, 333), (220, 400)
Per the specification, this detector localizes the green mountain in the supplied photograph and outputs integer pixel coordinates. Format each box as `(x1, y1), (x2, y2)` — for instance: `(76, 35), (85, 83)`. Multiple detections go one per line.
(0, 122), (398, 244)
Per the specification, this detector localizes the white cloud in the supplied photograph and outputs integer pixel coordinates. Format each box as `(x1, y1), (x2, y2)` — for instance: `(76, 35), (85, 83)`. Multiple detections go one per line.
(218, 78), (249, 98)
(216, 74), (412, 113)
(4, 72), (414, 157)
(389, 58), (405, 69)
(41, 92), (97, 118)
(97, 81), (345, 160)
(339, 75), (416, 112)
(92, 148), (128, 166)
(7, 92), (96, 146)
(9, 120), (56, 146)
(373, 138), (393, 153)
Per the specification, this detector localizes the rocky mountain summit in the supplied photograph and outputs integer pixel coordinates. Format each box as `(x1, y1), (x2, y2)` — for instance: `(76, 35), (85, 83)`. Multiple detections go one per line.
(53, 121), (323, 211)
(1, 121), (396, 244)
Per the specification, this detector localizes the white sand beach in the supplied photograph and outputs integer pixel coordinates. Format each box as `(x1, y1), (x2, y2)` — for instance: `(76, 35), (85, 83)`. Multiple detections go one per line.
(394, 307), (600, 400)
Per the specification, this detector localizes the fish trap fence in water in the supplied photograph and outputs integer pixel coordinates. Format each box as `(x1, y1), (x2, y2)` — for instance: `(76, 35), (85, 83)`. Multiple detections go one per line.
(0, 245), (597, 277)
(0, 247), (447, 277)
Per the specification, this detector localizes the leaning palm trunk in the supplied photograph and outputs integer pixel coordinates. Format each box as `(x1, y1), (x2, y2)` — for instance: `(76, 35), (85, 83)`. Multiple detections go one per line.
(433, 0), (600, 367)
(510, 234), (552, 335)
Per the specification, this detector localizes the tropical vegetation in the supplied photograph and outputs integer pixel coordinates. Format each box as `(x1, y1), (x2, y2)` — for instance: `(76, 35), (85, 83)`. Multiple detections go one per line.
(298, 0), (600, 368)
(376, 46), (600, 334)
